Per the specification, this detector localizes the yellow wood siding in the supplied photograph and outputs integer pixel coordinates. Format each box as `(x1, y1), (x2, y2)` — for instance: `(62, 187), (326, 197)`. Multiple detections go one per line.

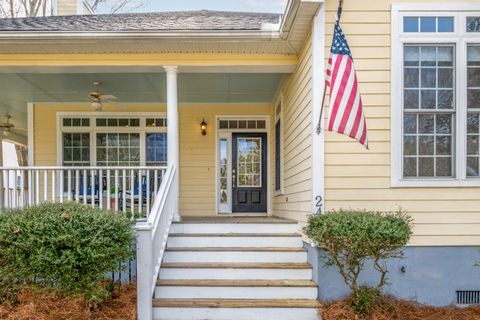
(323, 0), (480, 246)
(33, 103), (271, 216)
(272, 33), (313, 221)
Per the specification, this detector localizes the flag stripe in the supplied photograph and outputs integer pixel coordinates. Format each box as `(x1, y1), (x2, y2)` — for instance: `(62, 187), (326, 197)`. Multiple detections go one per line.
(325, 23), (368, 149)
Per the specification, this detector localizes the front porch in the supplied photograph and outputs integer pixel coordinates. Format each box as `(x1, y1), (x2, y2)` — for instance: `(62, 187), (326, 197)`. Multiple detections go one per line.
(0, 70), (284, 217)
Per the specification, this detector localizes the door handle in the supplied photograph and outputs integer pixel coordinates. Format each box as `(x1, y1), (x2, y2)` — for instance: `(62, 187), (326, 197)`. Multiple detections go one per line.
(232, 169), (236, 188)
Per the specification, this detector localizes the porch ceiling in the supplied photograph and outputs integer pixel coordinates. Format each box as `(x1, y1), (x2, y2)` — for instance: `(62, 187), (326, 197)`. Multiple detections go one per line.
(0, 72), (283, 135)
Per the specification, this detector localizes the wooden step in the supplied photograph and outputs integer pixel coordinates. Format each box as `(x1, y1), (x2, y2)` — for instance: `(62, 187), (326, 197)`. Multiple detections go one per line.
(161, 262), (312, 269)
(168, 233), (300, 237)
(177, 217), (297, 224)
(153, 298), (322, 308)
(156, 279), (316, 287)
(165, 247), (306, 252)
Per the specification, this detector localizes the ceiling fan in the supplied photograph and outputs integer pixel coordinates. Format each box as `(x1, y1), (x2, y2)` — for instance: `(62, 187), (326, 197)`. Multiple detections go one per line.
(0, 114), (27, 137)
(89, 81), (118, 111)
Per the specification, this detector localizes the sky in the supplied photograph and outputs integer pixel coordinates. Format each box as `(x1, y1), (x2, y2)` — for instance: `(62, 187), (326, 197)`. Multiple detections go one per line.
(96, 0), (289, 14)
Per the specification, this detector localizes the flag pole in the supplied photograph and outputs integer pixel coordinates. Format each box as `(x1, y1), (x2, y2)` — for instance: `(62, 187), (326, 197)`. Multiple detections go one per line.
(316, 0), (344, 135)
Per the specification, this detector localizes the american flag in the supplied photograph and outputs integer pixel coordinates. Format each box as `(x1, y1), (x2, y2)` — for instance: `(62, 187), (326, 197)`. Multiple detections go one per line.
(326, 22), (368, 149)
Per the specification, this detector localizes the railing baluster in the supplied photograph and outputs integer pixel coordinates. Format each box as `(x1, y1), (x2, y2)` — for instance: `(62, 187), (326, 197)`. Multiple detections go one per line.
(122, 169), (126, 213)
(19, 170), (24, 208)
(90, 169), (96, 207)
(130, 169), (134, 220)
(99, 169), (103, 209)
(12, 170), (18, 208)
(139, 169), (143, 216)
(115, 169), (119, 212)
(51, 170), (56, 202)
(43, 170), (48, 202)
(83, 169), (87, 205)
(106, 170), (111, 211)
(154, 170), (158, 196)
(59, 170), (64, 203)
(35, 170), (40, 205)
(75, 170), (80, 203)
(67, 170), (72, 202)
(146, 170), (150, 216)
(28, 169), (33, 206)
(4, 170), (9, 208)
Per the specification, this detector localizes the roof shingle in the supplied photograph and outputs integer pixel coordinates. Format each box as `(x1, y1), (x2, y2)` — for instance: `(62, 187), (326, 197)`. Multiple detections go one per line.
(0, 10), (281, 32)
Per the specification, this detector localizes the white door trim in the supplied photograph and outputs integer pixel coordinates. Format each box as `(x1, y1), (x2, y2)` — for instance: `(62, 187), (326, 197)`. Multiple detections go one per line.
(215, 115), (270, 215)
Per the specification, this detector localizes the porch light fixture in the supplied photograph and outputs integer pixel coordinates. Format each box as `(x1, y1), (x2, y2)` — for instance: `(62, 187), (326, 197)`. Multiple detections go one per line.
(200, 119), (207, 136)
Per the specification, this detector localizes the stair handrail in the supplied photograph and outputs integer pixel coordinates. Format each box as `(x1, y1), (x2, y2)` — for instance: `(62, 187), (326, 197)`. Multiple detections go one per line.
(135, 164), (177, 320)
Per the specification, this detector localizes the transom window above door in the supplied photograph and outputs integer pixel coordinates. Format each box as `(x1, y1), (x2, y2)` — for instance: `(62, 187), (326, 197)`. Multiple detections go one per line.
(58, 113), (167, 167)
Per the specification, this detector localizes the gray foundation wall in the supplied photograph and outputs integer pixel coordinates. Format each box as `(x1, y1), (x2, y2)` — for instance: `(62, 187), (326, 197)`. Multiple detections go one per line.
(305, 243), (480, 306)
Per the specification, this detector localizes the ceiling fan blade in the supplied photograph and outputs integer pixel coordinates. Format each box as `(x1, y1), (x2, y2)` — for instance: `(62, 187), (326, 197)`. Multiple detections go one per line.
(101, 95), (117, 100)
(13, 127), (28, 132)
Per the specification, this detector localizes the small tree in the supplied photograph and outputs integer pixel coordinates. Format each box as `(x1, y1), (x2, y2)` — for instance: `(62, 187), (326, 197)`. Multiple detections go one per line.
(304, 209), (412, 314)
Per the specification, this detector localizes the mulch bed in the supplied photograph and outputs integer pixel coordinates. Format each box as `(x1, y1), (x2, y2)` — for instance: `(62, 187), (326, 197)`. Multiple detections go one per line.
(0, 284), (136, 320)
(321, 295), (480, 320)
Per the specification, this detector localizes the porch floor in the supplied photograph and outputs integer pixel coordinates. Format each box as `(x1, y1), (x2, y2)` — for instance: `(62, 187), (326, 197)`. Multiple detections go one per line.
(179, 216), (297, 224)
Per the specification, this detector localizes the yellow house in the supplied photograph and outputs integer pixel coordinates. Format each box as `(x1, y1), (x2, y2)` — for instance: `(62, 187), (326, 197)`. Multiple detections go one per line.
(0, 0), (480, 319)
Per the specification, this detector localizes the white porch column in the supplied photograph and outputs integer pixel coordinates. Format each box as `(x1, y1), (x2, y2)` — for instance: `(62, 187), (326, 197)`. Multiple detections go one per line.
(164, 66), (180, 221)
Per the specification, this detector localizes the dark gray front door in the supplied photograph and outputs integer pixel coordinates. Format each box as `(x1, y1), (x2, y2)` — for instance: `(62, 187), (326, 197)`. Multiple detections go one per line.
(232, 133), (267, 213)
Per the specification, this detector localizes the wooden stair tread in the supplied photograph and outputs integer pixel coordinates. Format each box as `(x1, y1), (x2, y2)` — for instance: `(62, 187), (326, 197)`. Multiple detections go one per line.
(165, 247), (306, 252)
(153, 298), (321, 308)
(169, 233), (300, 237)
(156, 279), (316, 287)
(161, 262), (312, 269)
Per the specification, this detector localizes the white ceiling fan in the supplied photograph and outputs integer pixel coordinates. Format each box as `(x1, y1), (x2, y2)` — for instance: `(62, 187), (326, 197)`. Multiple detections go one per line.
(89, 81), (118, 111)
(0, 114), (27, 137)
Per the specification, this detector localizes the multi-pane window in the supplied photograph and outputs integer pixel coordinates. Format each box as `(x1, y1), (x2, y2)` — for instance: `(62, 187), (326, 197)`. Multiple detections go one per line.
(219, 139), (228, 204)
(403, 45), (455, 178)
(275, 103), (282, 192)
(60, 115), (166, 167)
(146, 133), (167, 166)
(96, 133), (140, 166)
(218, 119), (266, 130)
(62, 133), (90, 166)
(237, 138), (262, 187)
(467, 45), (480, 177)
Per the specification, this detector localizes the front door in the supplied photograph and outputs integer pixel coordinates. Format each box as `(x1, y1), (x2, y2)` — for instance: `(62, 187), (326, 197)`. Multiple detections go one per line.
(232, 133), (267, 212)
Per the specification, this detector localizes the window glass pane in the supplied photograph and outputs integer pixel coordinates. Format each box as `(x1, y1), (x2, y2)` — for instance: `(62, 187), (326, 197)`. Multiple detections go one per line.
(468, 45), (480, 178)
(63, 133), (90, 166)
(97, 133), (140, 166)
(437, 17), (454, 32)
(403, 45), (455, 179)
(467, 17), (480, 32)
(237, 138), (262, 187)
(219, 120), (228, 129)
(404, 17), (419, 32)
(146, 133), (167, 166)
(420, 17), (436, 32)
(96, 118), (106, 126)
(219, 139), (228, 204)
(404, 46), (419, 66)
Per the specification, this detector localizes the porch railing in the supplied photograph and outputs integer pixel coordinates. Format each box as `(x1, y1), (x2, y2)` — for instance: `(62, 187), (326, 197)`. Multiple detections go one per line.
(136, 164), (177, 320)
(0, 166), (167, 219)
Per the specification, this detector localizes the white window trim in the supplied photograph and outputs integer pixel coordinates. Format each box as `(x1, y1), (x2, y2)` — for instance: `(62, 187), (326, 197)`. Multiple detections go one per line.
(391, 3), (480, 187)
(215, 115), (270, 214)
(56, 112), (166, 166)
(274, 95), (284, 196)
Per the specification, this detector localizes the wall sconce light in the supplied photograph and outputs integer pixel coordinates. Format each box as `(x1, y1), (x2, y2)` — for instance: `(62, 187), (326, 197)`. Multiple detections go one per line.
(200, 119), (207, 136)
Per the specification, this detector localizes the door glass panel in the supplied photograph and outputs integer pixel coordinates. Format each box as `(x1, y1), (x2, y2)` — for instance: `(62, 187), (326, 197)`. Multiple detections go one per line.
(219, 139), (228, 204)
(237, 138), (261, 187)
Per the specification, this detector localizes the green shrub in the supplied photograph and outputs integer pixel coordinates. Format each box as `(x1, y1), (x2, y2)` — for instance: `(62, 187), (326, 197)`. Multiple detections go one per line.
(0, 202), (134, 305)
(304, 209), (412, 314)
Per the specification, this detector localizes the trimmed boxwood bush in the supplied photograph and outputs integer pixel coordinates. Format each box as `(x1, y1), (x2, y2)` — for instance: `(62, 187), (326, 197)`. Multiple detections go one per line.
(0, 202), (134, 305)
(304, 209), (412, 315)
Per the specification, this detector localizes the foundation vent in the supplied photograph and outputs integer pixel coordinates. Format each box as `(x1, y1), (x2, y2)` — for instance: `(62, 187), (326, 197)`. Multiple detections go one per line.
(456, 291), (480, 305)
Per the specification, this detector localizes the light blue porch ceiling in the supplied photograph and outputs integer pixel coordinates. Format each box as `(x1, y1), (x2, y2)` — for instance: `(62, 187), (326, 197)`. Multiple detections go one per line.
(0, 72), (283, 132)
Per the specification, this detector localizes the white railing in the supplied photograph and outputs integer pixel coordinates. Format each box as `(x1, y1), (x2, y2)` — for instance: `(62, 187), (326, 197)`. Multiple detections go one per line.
(0, 166), (167, 219)
(135, 164), (177, 320)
